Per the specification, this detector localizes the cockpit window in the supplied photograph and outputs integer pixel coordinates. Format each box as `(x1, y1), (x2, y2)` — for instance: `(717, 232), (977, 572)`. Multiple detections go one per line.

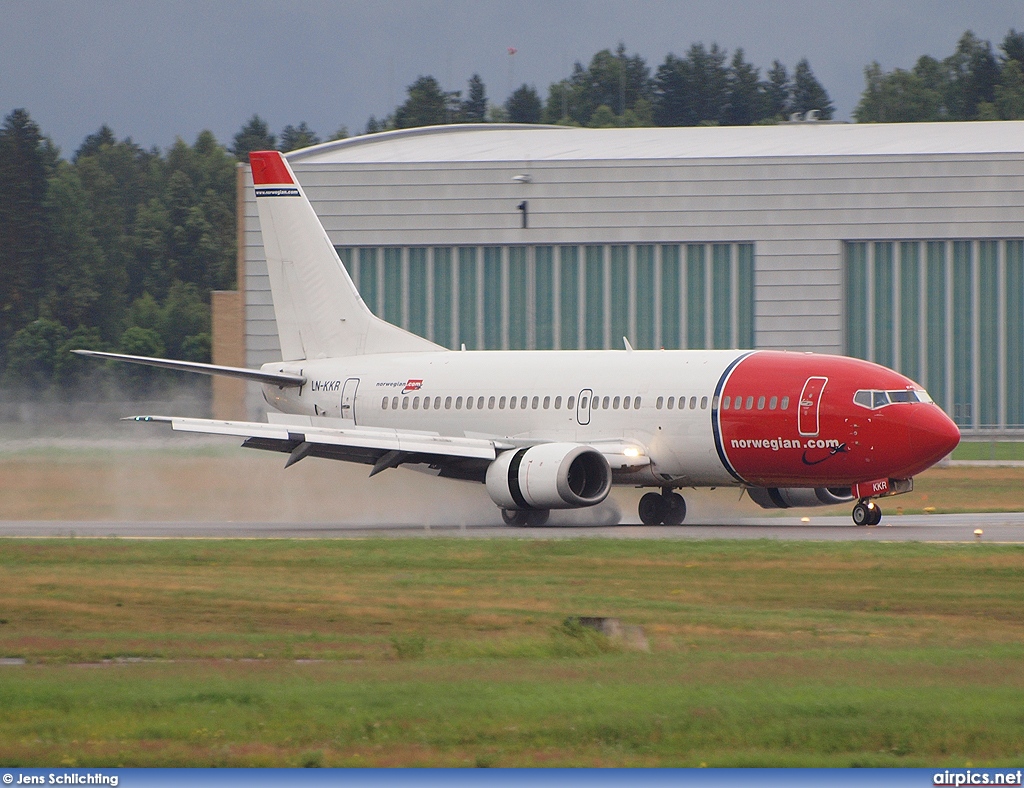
(854, 388), (932, 410)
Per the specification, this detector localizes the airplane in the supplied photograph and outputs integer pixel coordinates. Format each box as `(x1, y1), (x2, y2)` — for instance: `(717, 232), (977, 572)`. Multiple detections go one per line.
(74, 150), (961, 527)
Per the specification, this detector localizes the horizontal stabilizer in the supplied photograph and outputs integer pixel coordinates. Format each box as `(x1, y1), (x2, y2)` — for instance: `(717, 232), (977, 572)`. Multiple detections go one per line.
(72, 349), (305, 387)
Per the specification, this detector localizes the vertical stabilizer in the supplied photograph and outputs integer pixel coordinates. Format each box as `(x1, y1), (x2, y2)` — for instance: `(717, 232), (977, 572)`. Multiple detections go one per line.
(250, 150), (443, 360)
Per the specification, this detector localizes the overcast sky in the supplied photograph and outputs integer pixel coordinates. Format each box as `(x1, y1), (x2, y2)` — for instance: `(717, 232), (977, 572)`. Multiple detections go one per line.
(3, 1), (1022, 155)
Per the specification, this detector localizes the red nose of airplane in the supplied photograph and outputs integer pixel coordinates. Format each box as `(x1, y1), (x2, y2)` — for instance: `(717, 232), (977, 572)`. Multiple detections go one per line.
(903, 405), (961, 474)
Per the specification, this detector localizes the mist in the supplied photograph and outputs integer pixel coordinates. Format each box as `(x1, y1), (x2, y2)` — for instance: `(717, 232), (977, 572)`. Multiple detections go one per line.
(1, 392), (765, 525)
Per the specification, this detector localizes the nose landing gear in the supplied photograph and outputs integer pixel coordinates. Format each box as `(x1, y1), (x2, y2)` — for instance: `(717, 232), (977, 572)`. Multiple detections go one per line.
(852, 500), (882, 526)
(638, 489), (687, 525)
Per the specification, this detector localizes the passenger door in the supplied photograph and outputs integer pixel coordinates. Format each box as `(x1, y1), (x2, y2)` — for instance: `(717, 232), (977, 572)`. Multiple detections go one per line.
(340, 377), (359, 425)
(798, 376), (828, 436)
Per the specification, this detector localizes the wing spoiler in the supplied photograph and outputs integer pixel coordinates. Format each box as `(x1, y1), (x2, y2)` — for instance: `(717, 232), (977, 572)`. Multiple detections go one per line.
(71, 349), (305, 388)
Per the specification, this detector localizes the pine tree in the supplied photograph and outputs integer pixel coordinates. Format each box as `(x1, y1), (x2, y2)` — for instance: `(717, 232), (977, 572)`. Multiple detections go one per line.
(0, 110), (56, 362)
(230, 115), (276, 160)
(791, 59), (834, 119)
(724, 49), (763, 125)
(394, 76), (448, 128)
(462, 74), (488, 123)
(764, 61), (791, 120)
(505, 84), (542, 123)
(279, 122), (321, 152)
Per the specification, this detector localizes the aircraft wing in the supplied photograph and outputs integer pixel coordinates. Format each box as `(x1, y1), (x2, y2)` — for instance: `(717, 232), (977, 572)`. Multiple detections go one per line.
(126, 413), (651, 481)
(127, 413), (509, 480)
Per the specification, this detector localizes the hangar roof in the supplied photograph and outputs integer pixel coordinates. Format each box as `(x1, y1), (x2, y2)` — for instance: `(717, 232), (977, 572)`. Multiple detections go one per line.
(288, 121), (1024, 165)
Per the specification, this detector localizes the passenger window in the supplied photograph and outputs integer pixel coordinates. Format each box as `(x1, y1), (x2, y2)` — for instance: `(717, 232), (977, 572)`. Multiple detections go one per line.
(700, 396), (708, 409)
(477, 397), (484, 409)
(689, 396), (697, 410)
(533, 396), (540, 409)
(623, 396), (631, 409)
(567, 396), (575, 409)
(711, 396), (719, 409)
(542, 396), (549, 409)
(413, 397), (420, 409)
(745, 396), (754, 410)
(635, 396), (642, 408)
(780, 396), (789, 410)
(667, 396), (675, 410)
(445, 396), (452, 409)
(499, 396), (507, 409)
(656, 396), (664, 409)
(613, 396), (620, 409)
(722, 396), (730, 409)
(393, 397), (399, 410)
(603, 396), (610, 409)
(488, 396), (495, 409)
(769, 396), (777, 410)
(757, 396), (765, 410)
(457, 396), (464, 409)
(580, 396), (588, 408)
(509, 396), (517, 410)
(554, 396), (562, 409)
(382, 397), (389, 410)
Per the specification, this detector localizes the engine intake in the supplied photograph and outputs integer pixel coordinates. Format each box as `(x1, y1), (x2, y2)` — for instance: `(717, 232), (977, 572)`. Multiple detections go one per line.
(486, 443), (612, 510)
(747, 486), (855, 509)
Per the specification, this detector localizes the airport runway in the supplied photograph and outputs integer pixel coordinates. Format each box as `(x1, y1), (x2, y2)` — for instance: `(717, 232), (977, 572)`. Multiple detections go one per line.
(1, 512), (1023, 542)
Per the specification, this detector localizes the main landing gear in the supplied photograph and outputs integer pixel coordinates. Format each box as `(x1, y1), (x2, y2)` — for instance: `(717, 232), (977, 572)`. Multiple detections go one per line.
(501, 508), (550, 527)
(852, 499), (882, 526)
(638, 489), (687, 525)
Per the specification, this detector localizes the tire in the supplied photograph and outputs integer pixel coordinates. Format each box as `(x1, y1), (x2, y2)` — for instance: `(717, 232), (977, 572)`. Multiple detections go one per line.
(502, 508), (549, 527)
(638, 492), (667, 525)
(869, 504), (883, 525)
(501, 509), (530, 526)
(664, 492), (687, 525)
(852, 502), (871, 526)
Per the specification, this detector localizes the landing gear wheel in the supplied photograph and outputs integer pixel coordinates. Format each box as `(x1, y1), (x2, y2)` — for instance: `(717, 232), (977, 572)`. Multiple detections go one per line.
(852, 501), (882, 526)
(664, 492), (687, 525)
(638, 491), (687, 525)
(501, 508), (549, 527)
(639, 493), (668, 525)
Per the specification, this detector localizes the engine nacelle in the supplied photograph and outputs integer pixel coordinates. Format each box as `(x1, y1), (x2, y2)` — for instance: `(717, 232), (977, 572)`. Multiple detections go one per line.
(486, 443), (612, 510)
(747, 486), (855, 510)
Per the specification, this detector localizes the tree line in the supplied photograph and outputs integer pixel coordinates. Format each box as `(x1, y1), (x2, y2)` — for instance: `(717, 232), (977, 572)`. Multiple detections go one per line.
(856, 30), (1024, 122)
(367, 43), (833, 132)
(1, 31), (1020, 398)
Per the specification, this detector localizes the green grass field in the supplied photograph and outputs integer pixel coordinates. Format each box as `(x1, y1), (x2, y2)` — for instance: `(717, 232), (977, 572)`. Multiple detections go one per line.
(1, 538), (1022, 767)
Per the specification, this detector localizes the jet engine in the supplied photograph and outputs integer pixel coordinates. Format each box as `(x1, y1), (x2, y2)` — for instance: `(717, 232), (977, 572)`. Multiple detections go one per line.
(747, 486), (855, 509)
(486, 443), (612, 510)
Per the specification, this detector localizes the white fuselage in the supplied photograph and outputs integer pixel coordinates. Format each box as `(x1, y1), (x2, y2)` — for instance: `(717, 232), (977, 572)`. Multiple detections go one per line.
(262, 348), (745, 487)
